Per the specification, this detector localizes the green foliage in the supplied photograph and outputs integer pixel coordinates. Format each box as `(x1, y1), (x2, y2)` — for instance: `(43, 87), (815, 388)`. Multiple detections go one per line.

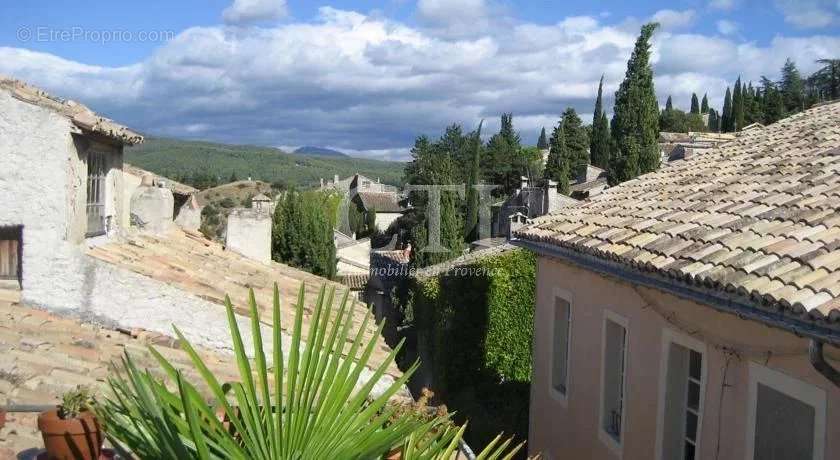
(733, 77), (745, 131)
(59, 386), (93, 420)
(701, 93), (709, 114)
(484, 113), (526, 197)
(659, 107), (707, 133)
(95, 283), (522, 459)
(610, 22), (660, 184)
(404, 249), (536, 450)
(721, 87), (733, 132)
(272, 190), (336, 279)
(464, 121), (483, 243)
(562, 107), (589, 180)
(690, 93), (700, 114)
(126, 137), (404, 190)
(536, 127), (549, 150)
(780, 58), (805, 114)
(544, 122), (570, 194)
(590, 76), (611, 170)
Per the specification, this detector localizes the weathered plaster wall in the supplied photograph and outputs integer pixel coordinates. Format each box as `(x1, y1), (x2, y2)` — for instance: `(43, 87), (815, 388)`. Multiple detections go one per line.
(174, 196), (202, 232)
(226, 209), (271, 264)
(122, 170), (142, 229)
(130, 182), (174, 234)
(529, 255), (840, 460)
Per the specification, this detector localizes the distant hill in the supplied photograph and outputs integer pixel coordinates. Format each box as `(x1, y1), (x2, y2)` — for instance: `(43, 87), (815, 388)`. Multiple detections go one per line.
(125, 137), (404, 190)
(293, 146), (348, 158)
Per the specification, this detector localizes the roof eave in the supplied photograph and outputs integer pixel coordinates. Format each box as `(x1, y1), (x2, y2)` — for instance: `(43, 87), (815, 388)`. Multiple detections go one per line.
(512, 238), (840, 347)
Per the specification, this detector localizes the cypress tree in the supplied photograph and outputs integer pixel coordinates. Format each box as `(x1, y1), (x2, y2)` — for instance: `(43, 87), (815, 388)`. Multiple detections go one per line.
(690, 93), (700, 114)
(563, 107), (589, 181)
(721, 87), (733, 132)
(537, 127), (549, 149)
(610, 22), (660, 184)
(464, 121), (483, 242)
(590, 75), (611, 170)
(665, 95), (673, 111)
(780, 58), (805, 114)
(733, 76), (745, 131)
(544, 122), (570, 194)
(701, 93), (709, 114)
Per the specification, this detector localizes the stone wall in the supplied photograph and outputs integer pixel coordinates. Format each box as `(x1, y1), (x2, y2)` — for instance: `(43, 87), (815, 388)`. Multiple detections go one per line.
(225, 208), (271, 264)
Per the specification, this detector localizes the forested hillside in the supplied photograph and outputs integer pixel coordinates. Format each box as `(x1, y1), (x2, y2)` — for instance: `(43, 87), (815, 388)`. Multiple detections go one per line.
(125, 137), (404, 189)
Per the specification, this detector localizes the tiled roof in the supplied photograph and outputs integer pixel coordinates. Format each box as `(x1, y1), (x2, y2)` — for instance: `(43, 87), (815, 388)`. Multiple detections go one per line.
(337, 272), (370, 290)
(0, 300), (240, 456)
(86, 229), (400, 376)
(516, 101), (840, 325)
(0, 76), (143, 145)
(357, 192), (406, 213)
(124, 163), (198, 196)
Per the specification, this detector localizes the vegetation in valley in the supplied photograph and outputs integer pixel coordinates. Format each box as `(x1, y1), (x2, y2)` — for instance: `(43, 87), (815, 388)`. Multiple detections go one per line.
(126, 137), (405, 190)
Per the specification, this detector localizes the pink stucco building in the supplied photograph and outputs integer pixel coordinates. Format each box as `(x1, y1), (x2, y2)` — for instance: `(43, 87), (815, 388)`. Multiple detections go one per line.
(515, 101), (840, 460)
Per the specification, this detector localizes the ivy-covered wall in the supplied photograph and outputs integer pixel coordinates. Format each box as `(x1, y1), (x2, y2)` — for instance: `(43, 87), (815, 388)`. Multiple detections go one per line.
(406, 247), (536, 448)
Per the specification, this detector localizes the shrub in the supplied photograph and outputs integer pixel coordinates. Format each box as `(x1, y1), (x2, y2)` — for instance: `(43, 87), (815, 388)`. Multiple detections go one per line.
(94, 284), (523, 459)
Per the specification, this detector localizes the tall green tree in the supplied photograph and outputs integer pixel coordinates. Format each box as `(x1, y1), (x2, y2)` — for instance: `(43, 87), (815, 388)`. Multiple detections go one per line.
(590, 75), (611, 169)
(733, 77), (746, 131)
(464, 121), (483, 242)
(665, 95), (673, 111)
(272, 189), (336, 279)
(610, 22), (660, 184)
(780, 58), (805, 114)
(809, 58), (840, 101)
(536, 127), (549, 149)
(721, 87), (733, 132)
(690, 93), (700, 114)
(484, 113), (525, 196)
(544, 122), (570, 194)
(562, 108), (589, 180)
(701, 93), (709, 114)
(761, 77), (785, 125)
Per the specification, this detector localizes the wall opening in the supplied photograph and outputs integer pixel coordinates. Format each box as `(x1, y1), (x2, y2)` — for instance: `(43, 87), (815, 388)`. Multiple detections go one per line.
(0, 225), (23, 285)
(86, 151), (107, 237)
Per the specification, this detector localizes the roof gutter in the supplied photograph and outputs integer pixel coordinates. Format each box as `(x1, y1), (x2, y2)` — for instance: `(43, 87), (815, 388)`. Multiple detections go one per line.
(512, 238), (840, 348)
(809, 340), (840, 388)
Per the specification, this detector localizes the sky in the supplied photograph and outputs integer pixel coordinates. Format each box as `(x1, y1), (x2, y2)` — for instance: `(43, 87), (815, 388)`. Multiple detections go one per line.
(0, 0), (838, 160)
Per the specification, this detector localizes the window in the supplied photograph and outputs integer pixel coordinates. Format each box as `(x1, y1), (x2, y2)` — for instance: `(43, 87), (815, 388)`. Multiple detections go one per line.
(551, 296), (571, 398)
(0, 226), (22, 282)
(600, 311), (628, 452)
(86, 151), (107, 237)
(746, 363), (826, 460)
(657, 330), (706, 460)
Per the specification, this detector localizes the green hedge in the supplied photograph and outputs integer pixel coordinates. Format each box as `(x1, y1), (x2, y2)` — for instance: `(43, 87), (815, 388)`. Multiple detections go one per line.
(406, 248), (536, 448)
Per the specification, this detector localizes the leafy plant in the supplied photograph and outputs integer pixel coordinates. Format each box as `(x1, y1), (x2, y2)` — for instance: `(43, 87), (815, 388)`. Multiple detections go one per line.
(59, 386), (93, 420)
(94, 283), (523, 459)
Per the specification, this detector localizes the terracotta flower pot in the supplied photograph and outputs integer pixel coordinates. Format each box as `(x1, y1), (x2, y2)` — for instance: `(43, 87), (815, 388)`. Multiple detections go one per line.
(37, 409), (102, 460)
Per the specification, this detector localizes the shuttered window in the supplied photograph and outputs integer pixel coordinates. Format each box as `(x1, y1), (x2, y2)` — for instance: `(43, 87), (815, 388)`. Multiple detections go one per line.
(0, 226), (22, 281)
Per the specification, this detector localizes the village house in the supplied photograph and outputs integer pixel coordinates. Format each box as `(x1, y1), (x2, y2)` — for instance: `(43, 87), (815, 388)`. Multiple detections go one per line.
(0, 77), (403, 455)
(494, 177), (578, 237)
(514, 102), (840, 460)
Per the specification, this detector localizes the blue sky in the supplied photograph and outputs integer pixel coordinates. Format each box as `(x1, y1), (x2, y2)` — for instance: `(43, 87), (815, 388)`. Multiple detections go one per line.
(0, 0), (838, 159)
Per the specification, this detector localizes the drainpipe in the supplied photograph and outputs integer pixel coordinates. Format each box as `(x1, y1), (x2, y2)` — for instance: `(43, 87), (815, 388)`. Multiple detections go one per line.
(809, 339), (840, 388)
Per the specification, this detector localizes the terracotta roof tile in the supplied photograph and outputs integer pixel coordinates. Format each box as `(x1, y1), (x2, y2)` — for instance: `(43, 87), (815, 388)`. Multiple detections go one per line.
(516, 101), (840, 326)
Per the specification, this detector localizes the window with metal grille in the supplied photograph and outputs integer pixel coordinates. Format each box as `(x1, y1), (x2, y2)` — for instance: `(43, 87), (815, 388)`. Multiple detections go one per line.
(551, 297), (571, 396)
(86, 151), (107, 236)
(0, 226), (22, 281)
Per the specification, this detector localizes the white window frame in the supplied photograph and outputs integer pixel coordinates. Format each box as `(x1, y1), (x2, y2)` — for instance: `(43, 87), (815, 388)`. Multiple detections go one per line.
(549, 288), (573, 406)
(745, 362), (826, 460)
(654, 328), (707, 460)
(598, 310), (629, 458)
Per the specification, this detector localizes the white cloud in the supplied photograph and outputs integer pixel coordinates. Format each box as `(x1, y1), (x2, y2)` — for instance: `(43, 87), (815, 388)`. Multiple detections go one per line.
(774, 0), (839, 28)
(709, 0), (737, 10)
(417, 0), (487, 24)
(222, 0), (288, 25)
(650, 9), (696, 30)
(716, 19), (739, 35)
(1, 7), (837, 160)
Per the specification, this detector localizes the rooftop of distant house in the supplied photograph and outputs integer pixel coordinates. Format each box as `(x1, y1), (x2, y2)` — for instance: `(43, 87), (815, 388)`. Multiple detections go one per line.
(516, 101), (840, 339)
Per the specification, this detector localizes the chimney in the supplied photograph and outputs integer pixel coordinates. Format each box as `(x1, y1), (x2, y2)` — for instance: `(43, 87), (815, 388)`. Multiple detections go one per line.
(130, 174), (175, 234)
(320, 178), (324, 188)
(334, 174), (340, 184)
(545, 180), (559, 213)
(226, 208), (271, 264)
(520, 176), (529, 190)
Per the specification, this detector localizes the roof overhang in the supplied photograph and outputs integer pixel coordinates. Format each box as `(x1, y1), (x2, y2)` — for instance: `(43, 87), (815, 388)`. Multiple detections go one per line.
(513, 238), (840, 347)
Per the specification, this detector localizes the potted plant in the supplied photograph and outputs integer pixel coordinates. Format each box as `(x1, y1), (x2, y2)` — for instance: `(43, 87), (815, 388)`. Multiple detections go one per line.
(38, 386), (102, 460)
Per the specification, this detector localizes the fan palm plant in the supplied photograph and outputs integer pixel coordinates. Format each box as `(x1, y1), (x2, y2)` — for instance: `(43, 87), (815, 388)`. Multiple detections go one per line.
(95, 283), (523, 459)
